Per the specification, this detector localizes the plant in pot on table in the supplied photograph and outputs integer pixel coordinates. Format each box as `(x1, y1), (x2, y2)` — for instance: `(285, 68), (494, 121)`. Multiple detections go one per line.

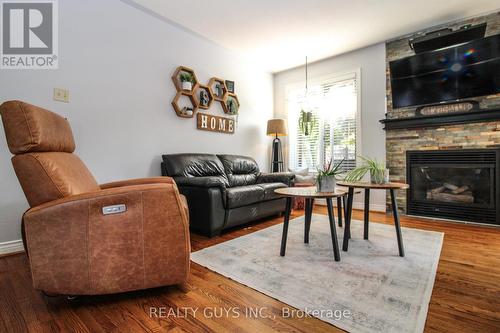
(345, 156), (389, 184)
(316, 159), (344, 192)
(180, 72), (194, 91)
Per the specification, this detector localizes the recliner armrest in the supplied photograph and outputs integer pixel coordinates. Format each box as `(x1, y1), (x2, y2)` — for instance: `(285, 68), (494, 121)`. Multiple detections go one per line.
(174, 176), (228, 189)
(257, 172), (295, 186)
(100, 177), (173, 189)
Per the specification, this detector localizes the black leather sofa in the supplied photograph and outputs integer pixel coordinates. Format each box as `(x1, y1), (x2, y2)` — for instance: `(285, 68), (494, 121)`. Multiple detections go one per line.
(161, 154), (294, 237)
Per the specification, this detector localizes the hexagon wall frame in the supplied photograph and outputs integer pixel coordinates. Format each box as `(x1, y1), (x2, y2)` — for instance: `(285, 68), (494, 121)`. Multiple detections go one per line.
(172, 91), (198, 118)
(195, 84), (214, 109)
(223, 93), (240, 115)
(208, 77), (228, 102)
(172, 66), (199, 94)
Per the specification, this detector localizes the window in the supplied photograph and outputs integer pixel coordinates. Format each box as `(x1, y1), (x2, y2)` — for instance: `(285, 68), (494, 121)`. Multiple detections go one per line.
(287, 71), (360, 173)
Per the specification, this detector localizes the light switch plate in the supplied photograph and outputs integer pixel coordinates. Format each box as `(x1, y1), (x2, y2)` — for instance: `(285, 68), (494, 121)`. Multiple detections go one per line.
(53, 88), (69, 103)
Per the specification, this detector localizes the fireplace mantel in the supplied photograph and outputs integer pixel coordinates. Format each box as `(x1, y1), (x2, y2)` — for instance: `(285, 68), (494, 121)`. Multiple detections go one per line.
(380, 108), (500, 130)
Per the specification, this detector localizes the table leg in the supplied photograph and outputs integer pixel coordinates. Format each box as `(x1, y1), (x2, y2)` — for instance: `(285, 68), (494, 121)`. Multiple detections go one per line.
(304, 198), (314, 243)
(337, 196), (343, 227)
(280, 197), (293, 256)
(390, 189), (405, 257)
(342, 187), (354, 251)
(303, 198), (309, 243)
(343, 196), (347, 220)
(364, 188), (370, 240)
(326, 198), (341, 261)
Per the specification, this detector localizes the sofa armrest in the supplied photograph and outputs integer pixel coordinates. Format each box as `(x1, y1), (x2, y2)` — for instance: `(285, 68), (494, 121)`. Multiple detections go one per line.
(174, 176), (228, 189)
(257, 172), (295, 186)
(176, 186), (226, 237)
(100, 177), (173, 189)
(23, 183), (190, 295)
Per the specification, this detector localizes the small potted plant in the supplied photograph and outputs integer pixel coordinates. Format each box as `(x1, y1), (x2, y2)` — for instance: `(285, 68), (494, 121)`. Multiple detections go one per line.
(316, 159), (344, 192)
(215, 82), (224, 98)
(298, 110), (313, 136)
(180, 72), (194, 91)
(180, 106), (194, 117)
(345, 156), (388, 184)
(226, 96), (238, 115)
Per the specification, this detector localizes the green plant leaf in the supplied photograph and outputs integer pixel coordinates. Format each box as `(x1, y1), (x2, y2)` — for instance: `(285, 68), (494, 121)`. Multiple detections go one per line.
(344, 156), (386, 182)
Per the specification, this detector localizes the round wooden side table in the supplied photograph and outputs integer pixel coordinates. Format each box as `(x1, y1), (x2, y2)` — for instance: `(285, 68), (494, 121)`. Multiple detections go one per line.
(336, 181), (410, 257)
(274, 187), (348, 261)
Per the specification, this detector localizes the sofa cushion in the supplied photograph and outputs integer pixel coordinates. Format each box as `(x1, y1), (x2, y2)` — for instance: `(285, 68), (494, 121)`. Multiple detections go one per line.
(295, 174), (315, 184)
(173, 176), (228, 188)
(225, 185), (264, 209)
(217, 154), (259, 187)
(162, 153), (226, 178)
(257, 172), (295, 186)
(288, 167), (314, 184)
(258, 182), (288, 201)
(288, 167), (309, 176)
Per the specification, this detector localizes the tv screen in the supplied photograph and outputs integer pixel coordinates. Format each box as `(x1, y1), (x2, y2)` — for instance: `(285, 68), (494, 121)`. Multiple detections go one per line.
(390, 34), (500, 109)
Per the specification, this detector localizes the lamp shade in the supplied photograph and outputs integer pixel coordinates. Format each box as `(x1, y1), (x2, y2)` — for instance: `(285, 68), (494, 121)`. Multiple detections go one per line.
(267, 119), (288, 137)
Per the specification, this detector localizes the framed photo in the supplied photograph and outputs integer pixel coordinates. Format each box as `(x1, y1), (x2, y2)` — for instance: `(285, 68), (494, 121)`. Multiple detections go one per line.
(225, 80), (235, 93)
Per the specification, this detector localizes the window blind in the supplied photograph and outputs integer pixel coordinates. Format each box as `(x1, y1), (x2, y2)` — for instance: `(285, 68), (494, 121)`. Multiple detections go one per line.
(287, 72), (358, 173)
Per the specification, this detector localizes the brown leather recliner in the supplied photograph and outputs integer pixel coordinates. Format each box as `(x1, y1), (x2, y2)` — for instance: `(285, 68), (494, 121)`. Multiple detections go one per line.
(0, 100), (190, 295)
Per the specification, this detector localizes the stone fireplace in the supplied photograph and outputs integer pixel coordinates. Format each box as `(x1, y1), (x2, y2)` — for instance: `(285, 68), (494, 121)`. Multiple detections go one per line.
(383, 11), (500, 223)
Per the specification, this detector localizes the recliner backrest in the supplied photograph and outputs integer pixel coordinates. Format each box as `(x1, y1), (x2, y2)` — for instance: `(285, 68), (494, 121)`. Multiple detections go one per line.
(0, 100), (99, 207)
(217, 154), (260, 187)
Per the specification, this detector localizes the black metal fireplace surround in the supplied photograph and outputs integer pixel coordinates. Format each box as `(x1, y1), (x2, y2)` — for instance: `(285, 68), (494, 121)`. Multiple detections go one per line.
(406, 149), (500, 225)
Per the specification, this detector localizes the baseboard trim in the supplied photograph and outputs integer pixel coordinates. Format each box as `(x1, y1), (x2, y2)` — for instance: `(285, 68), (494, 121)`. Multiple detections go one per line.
(315, 199), (386, 212)
(0, 239), (24, 256)
(352, 202), (386, 212)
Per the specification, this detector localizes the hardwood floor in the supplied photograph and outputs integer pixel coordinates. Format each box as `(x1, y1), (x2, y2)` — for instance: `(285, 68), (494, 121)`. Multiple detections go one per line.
(1, 207), (499, 332)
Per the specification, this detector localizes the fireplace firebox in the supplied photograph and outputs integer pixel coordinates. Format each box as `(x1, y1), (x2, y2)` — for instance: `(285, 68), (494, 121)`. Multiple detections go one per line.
(406, 149), (500, 225)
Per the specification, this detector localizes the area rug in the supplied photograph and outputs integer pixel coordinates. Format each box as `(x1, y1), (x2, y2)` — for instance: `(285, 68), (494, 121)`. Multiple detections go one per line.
(191, 215), (443, 333)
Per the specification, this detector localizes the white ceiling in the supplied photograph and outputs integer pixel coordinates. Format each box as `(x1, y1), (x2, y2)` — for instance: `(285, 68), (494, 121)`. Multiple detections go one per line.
(128, 0), (500, 73)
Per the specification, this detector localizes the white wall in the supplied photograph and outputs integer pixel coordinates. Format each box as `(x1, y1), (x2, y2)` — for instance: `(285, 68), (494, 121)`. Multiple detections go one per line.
(0, 0), (273, 246)
(273, 43), (387, 210)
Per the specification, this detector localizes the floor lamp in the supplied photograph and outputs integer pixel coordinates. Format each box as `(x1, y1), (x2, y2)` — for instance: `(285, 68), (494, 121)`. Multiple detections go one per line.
(267, 119), (288, 173)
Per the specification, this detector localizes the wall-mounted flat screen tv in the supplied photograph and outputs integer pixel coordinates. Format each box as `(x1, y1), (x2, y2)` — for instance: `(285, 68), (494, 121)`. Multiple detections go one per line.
(390, 34), (500, 109)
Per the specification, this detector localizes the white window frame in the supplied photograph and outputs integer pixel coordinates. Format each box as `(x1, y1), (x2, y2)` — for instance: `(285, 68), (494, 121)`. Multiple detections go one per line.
(284, 68), (362, 172)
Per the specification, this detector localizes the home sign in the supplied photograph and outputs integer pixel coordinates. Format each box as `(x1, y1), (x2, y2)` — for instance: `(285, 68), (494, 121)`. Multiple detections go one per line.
(197, 113), (235, 134)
